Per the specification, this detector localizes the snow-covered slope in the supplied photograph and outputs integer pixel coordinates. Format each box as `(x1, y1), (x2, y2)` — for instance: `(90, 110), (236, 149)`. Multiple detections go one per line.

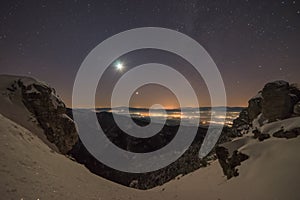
(0, 113), (157, 200)
(2, 110), (300, 200)
(1, 75), (300, 200)
(156, 135), (300, 200)
(0, 74), (77, 153)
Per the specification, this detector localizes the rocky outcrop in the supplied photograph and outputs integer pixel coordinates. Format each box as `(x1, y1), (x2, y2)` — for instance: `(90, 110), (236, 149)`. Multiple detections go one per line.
(261, 81), (293, 122)
(231, 94), (262, 136)
(252, 129), (270, 141)
(273, 128), (300, 139)
(215, 146), (249, 179)
(231, 109), (250, 136)
(7, 77), (78, 154)
(232, 81), (300, 136)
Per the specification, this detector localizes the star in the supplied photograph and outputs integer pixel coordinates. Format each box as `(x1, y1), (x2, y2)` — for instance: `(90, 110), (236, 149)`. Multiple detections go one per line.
(115, 61), (124, 71)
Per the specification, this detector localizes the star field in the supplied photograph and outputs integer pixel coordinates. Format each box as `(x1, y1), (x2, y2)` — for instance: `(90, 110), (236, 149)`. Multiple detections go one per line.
(0, 0), (299, 107)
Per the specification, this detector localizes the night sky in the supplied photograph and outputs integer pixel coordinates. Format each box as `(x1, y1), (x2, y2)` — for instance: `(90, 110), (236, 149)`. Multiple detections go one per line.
(0, 0), (300, 108)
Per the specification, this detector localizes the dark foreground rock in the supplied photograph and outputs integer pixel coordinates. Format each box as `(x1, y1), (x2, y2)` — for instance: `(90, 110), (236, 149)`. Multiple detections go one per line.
(252, 129), (270, 141)
(7, 77), (78, 154)
(216, 146), (249, 179)
(273, 128), (300, 139)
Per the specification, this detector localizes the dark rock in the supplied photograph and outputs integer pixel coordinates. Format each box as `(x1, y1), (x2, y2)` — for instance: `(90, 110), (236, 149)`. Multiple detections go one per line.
(231, 108), (250, 136)
(248, 94), (263, 121)
(252, 129), (261, 139)
(231, 81), (300, 136)
(13, 78), (78, 154)
(232, 93), (262, 132)
(289, 84), (300, 102)
(285, 131), (298, 139)
(273, 128), (300, 139)
(252, 129), (270, 141)
(262, 81), (293, 122)
(258, 133), (270, 141)
(231, 94), (262, 136)
(294, 102), (300, 116)
(215, 146), (249, 179)
(272, 128), (285, 138)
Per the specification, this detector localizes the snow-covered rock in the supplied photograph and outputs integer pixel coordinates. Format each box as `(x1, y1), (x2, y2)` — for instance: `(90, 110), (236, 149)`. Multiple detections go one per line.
(232, 80), (300, 136)
(0, 75), (78, 154)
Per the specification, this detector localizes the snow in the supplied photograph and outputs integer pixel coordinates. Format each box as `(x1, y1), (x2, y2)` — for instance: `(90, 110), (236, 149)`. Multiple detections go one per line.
(0, 114), (146, 200)
(1, 109), (300, 199)
(158, 135), (300, 200)
(252, 111), (300, 135)
(1, 74), (300, 199)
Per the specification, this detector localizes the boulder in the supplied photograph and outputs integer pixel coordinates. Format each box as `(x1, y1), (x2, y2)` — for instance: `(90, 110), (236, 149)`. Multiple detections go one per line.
(273, 128), (300, 139)
(13, 78), (78, 154)
(216, 146), (249, 179)
(262, 81), (293, 122)
(252, 129), (270, 141)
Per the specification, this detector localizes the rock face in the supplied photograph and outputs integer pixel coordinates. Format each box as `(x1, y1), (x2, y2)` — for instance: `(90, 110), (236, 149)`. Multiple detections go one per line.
(215, 146), (249, 179)
(231, 94), (263, 136)
(8, 77), (78, 154)
(294, 102), (300, 116)
(232, 81), (300, 135)
(231, 109), (250, 136)
(248, 93), (263, 121)
(261, 81), (293, 122)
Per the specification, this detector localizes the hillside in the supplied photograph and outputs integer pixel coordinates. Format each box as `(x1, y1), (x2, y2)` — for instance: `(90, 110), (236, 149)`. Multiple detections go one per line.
(1, 75), (300, 199)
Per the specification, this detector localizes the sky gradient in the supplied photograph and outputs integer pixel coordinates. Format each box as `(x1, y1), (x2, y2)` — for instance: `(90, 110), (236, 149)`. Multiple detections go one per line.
(0, 0), (299, 108)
